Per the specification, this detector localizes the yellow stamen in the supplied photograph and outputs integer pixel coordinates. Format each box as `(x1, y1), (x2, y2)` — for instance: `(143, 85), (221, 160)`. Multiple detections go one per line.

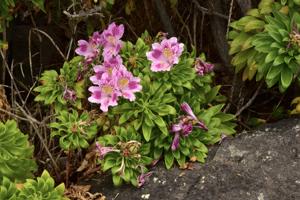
(102, 85), (113, 94)
(118, 78), (129, 88)
(163, 48), (173, 59)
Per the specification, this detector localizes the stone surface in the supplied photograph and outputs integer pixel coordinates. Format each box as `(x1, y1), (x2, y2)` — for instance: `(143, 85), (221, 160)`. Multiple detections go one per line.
(84, 118), (300, 200)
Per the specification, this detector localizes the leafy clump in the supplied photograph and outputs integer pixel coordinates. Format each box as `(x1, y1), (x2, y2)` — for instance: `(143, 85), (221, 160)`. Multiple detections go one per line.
(34, 56), (86, 111)
(18, 170), (67, 200)
(0, 171), (68, 200)
(50, 110), (98, 150)
(35, 22), (236, 187)
(229, 0), (300, 92)
(0, 120), (36, 182)
(0, 177), (17, 200)
(97, 126), (152, 186)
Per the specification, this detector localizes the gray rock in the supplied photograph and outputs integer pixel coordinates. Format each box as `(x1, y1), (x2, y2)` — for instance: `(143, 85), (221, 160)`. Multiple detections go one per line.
(84, 118), (300, 200)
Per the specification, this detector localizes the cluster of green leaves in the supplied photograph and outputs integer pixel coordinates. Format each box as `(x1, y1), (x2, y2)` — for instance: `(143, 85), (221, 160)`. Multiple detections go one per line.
(97, 126), (152, 186)
(34, 56), (86, 110)
(154, 104), (235, 169)
(50, 110), (98, 150)
(34, 31), (236, 187)
(96, 36), (236, 185)
(0, 120), (36, 182)
(229, 0), (300, 92)
(0, 170), (67, 200)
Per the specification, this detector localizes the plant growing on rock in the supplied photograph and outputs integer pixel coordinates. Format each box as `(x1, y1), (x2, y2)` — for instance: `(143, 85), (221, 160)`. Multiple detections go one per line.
(34, 22), (236, 187)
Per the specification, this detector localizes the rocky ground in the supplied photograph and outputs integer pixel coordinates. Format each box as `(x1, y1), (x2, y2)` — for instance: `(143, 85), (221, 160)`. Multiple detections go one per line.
(83, 118), (300, 200)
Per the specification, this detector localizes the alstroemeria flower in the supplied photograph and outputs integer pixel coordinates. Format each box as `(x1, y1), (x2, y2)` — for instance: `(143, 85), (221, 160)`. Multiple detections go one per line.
(181, 102), (208, 131)
(100, 22), (124, 57)
(90, 55), (125, 85)
(75, 39), (99, 62)
(96, 142), (119, 159)
(137, 172), (153, 187)
(115, 68), (142, 101)
(146, 37), (184, 72)
(88, 79), (119, 112)
(194, 58), (214, 76)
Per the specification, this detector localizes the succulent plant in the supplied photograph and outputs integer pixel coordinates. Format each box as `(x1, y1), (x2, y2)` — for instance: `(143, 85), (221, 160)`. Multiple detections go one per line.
(0, 120), (36, 182)
(17, 170), (68, 200)
(34, 56), (86, 110)
(97, 126), (152, 187)
(0, 177), (18, 200)
(50, 110), (98, 150)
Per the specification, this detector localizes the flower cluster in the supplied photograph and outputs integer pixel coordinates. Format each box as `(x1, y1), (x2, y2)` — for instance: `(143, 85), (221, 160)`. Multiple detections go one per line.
(194, 58), (214, 76)
(170, 102), (208, 151)
(146, 37), (184, 72)
(75, 32), (102, 63)
(75, 23), (142, 112)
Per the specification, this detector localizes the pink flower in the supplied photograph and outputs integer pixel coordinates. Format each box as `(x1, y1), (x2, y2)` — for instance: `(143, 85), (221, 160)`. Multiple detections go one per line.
(181, 102), (208, 131)
(137, 172), (153, 187)
(89, 55), (125, 85)
(115, 68), (142, 101)
(100, 23), (124, 46)
(195, 58), (214, 76)
(100, 23), (124, 57)
(88, 79), (119, 112)
(91, 31), (102, 45)
(96, 142), (119, 159)
(146, 37), (184, 72)
(75, 39), (99, 62)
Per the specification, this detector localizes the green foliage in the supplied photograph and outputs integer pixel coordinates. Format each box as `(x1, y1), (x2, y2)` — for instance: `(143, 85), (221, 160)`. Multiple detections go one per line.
(34, 56), (86, 110)
(0, 120), (36, 182)
(0, 171), (68, 200)
(154, 104), (236, 169)
(0, 177), (17, 200)
(35, 24), (236, 187)
(97, 126), (152, 186)
(229, 0), (300, 92)
(18, 170), (67, 200)
(112, 80), (176, 142)
(253, 10), (300, 91)
(50, 110), (98, 150)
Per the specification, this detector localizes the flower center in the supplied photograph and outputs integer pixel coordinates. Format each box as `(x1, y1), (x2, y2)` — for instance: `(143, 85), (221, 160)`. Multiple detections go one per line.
(118, 78), (129, 89)
(108, 36), (116, 44)
(163, 48), (173, 59)
(102, 85), (113, 94)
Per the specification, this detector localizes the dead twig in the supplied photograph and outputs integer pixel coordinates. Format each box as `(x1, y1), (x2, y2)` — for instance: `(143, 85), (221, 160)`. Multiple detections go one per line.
(31, 28), (66, 60)
(174, 8), (193, 46)
(235, 81), (264, 117)
(192, 0), (228, 20)
(226, 0), (235, 37)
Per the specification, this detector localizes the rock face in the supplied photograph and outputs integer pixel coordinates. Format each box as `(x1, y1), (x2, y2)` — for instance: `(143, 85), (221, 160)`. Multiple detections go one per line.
(85, 118), (300, 200)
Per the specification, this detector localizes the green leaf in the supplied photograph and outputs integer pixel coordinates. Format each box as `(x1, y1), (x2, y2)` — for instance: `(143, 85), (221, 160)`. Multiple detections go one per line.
(266, 65), (283, 80)
(164, 152), (174, 169)
(31, 0), (46, 12)
(154, 116), (168, 135)
(142, 123), (152, 142)
(280, 68), (293, 89)
(119, 111), (134, 125)
(112, 175), (122, 186)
